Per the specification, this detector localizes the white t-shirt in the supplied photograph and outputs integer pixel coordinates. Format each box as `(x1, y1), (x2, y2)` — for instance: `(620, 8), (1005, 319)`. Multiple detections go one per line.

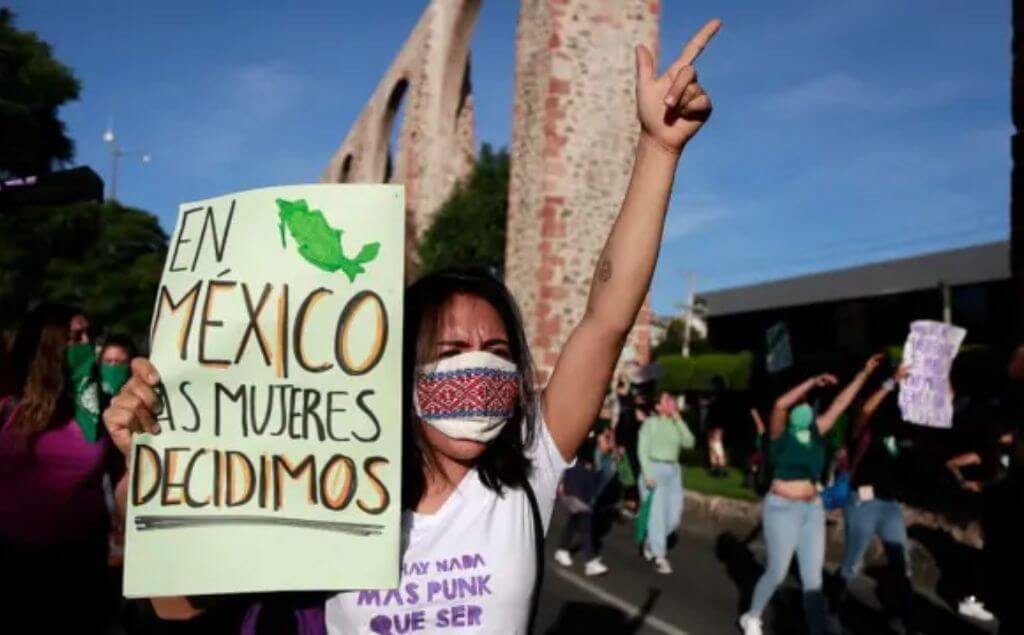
(325, 411), (569, 634)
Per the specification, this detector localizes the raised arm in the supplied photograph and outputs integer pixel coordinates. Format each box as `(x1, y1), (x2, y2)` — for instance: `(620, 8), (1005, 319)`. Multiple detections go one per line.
(769, 375), (836, 440)
(750, 408), (766, 435)
(818, 354), (884, 434)
(946, 452), (983, 492)
(543, 19), (722, 460)
(854, 365), (906, 431)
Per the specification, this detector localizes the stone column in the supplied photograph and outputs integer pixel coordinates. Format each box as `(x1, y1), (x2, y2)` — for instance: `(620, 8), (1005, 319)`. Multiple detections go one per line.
(506, 0), (659, 382)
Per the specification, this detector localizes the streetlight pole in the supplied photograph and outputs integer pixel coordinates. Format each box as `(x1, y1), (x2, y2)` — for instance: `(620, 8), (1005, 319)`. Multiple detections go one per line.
(103, 122), (150, 201)
(681, 272), (698, 357)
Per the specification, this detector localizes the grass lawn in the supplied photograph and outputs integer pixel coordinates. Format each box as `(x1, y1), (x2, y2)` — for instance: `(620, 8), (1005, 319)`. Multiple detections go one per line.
(682, 464), (759, 502)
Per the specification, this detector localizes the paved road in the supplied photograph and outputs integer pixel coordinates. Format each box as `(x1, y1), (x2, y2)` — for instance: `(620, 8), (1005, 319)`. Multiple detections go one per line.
(536, 507), (999, 635)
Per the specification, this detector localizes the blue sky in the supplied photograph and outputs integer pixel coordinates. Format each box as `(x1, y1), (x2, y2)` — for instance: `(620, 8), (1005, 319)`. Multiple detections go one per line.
(11, 1), (1010, 314)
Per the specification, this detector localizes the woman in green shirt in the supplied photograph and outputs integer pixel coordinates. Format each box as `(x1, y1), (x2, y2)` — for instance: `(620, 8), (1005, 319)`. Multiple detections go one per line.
(738, 354), (881, 635)
(637, 392), (695, 574)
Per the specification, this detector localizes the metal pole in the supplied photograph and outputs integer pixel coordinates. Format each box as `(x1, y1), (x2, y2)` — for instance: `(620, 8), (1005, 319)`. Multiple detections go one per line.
(941, 281), (952, 324)
(109, 148), (120, 201)
(681, 272), (697, 357)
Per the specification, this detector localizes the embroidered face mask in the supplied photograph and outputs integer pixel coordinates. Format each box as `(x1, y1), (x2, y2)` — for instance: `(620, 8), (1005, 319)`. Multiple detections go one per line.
(414, 350), (519, 443)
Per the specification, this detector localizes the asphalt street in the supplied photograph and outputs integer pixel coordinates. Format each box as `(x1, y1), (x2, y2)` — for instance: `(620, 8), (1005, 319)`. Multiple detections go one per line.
(535, 507), (1000, 635)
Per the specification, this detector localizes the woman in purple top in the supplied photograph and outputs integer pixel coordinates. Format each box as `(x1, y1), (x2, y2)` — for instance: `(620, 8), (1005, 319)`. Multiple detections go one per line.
(0, 303), (121, 632)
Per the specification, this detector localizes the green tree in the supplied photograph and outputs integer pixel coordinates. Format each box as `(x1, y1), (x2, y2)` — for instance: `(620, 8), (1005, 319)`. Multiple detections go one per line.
(0, 202), (167, 341)
(652, 317), (685, 359)
(651, 317), (712, 359)
(417, 144), (509, 275)
(0, 8), (81, 177)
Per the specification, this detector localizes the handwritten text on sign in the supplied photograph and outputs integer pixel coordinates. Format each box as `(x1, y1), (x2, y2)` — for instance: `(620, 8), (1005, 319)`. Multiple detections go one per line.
(898, 320), (966, 429)
(124, 185), (404, 597)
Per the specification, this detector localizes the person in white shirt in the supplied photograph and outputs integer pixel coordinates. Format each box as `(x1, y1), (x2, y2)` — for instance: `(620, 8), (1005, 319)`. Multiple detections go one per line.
(102, 18), (722, 634)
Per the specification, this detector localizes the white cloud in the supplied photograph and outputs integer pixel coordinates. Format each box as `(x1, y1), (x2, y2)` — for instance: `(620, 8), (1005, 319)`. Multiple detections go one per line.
(761, 72), (962, 118)
(159, 62), (309, 174)
(661, 208), (726, 243)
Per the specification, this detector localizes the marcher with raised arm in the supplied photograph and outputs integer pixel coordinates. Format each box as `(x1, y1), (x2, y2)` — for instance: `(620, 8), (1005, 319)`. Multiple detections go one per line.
(739, 354), (883, 635)
(103, 20), (723, 634)
(831, 362), (915, 632)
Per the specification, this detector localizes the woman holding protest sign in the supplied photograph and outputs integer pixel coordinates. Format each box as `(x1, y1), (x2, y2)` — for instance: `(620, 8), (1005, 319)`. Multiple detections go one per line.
(103, 18), (723, 634)
(738, 354), (882, 635)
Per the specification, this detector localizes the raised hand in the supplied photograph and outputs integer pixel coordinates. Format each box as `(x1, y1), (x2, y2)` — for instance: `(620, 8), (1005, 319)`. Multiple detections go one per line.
(635, 18), (721, 153)
(863, 353), (886, 374)
(814, 374), (839, 387)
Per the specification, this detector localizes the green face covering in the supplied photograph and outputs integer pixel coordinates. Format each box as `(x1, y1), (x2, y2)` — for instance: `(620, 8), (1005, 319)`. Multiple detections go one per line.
(100, 363), (130, 396)
(66, 342), (94, 376)
(883, 435), (899, 457)
(789, 403), (814, 446)
(66, 343), (101, 442)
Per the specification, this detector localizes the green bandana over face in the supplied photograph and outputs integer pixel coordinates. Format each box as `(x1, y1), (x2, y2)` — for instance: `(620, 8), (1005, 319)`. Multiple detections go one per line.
(883, 435), (899, 457)
(100, 363), (130, 396)
(789, 403), (814, 446)
(66, 343), (101, 442)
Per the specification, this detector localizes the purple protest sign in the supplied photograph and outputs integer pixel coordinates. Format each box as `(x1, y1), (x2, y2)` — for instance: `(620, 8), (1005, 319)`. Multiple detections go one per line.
(898, 320), (967, 428)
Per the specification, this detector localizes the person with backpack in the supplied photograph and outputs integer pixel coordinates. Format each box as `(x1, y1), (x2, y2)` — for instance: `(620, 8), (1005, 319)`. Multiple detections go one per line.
(830, 363), (915, 632)
(554, 430), (617, 576)
(738, 354), (882, 635)
(102, 20), (723, 634)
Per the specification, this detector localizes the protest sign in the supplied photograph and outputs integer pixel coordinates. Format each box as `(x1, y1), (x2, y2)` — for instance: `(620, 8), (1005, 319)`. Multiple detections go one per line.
(765, 321), (793, 374)
(124, 185), (404, 597)
(898, 320), (966, 429)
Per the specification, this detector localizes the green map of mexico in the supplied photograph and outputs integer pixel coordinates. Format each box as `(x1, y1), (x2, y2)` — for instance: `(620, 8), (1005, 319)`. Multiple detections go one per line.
(277, 198), (381, 283)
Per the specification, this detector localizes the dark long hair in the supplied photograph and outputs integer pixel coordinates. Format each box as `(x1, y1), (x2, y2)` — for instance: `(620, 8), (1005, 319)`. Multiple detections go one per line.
(402, 268), (537, 508)
(4, 303), (77, 441)
(100, 334), (137, 361)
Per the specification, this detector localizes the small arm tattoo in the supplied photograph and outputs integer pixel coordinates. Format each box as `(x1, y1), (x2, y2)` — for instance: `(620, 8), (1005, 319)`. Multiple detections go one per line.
(597, 257), (612, 283)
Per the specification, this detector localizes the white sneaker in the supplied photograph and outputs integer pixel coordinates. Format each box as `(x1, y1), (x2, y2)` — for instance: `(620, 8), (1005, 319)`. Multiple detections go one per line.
(553, 549), (573, 567)
(958, 596), (994, 621)
(642, 544), (654, 561)
(653, 556), (672, 574)
(738, 613), (763, 635)
(584, 558), (608, 577)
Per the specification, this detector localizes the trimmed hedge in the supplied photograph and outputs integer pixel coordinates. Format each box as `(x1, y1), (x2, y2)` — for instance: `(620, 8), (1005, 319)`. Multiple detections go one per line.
(656, 351), (754, 393)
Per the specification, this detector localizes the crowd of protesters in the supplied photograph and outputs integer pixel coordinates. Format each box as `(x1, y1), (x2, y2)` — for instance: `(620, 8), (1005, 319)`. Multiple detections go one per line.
(2, 15), (1021, 634)
(546, 343), (1024, 635)
(4, 299), (1020, 634)
(1, 19), (722, 634)
(0, 304), (133, 632)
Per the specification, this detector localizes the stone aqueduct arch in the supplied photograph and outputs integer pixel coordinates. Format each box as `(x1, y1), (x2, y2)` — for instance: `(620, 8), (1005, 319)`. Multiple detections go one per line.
(322, 0), (480, 260)
(324, 0), (656, 379)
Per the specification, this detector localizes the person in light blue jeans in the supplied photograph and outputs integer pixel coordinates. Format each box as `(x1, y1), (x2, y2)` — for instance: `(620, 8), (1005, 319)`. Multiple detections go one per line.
(833, 366), (915, 631)
(638, 392), (694, 574)
(752, 493), (826, 615)
(638, 462), (684, 563)
(739, 355), (881, 635)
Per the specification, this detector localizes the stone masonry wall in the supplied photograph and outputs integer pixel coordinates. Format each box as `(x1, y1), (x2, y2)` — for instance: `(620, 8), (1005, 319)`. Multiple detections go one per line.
(506, 0), (658, 382)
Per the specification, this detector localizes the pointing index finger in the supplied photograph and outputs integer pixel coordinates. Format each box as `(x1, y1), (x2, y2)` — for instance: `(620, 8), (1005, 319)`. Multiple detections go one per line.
(671, 18), (721, 73)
